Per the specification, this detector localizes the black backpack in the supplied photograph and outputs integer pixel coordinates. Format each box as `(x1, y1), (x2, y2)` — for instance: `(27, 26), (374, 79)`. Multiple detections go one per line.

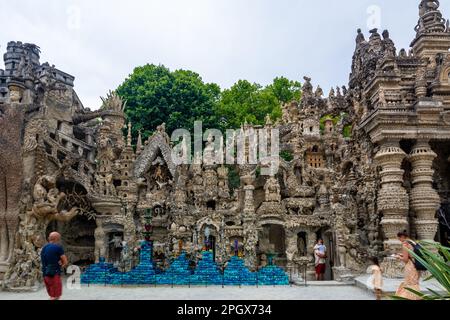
(407, 241), (427, 271)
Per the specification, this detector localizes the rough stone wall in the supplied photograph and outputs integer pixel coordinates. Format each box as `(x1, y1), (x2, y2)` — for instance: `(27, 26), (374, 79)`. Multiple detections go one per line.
(0, 101), (25, 269)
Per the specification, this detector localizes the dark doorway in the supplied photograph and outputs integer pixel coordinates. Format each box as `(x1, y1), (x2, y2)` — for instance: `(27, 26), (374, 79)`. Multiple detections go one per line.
(259, 224), (287, 267)
(316, 228), (335, 280)
(206, 200), (216, 211)
(297, 232), (307, 257)
(108, 232), (124, 264)
(201, 225), (218, 261)
(61, 215), (96, 267)
(207, 235), (217, 261)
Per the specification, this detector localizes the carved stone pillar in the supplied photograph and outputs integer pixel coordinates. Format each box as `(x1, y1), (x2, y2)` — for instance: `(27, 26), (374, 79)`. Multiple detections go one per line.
(284, 230), (298, 284)
(306, 230), (317, 280)
(243, 185), (258, 270)
(94, 221), (106, 263)
(285, 230), (298, 267)
(409, 141), (440, 241)
(374, 141), (409, 252)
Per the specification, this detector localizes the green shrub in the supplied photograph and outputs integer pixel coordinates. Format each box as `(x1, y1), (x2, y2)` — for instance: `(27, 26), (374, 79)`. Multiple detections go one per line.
(280, 150), (294, 162)
(343, 125), (352, 138)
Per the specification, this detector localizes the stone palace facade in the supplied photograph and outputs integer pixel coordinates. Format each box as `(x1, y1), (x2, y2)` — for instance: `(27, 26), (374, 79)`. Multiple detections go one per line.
(1, 0), (450, 289)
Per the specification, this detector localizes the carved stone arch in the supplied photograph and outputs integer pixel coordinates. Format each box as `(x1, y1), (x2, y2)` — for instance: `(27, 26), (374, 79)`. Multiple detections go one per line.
(103, 221), (125, 233)
(257, 219), (285, 228)
(56, 176), (95, 219)
(134, 133), (176, 178)
(285, 225), (308, 235)
(61, 168), (93, 194)
(196, 217), (221, 233)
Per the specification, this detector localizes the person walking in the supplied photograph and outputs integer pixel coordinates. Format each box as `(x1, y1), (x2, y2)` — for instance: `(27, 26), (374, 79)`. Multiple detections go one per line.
(367, 257), (384, 300)
(41, 232), (68, 300)
(394, 231), (422, 300)
(314, 239), (327, 281)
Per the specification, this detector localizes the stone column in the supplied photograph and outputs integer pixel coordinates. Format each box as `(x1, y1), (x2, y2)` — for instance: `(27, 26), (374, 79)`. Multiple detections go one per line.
(285, 230), (298, 276)
(243, 185), (258, 271)
(306, 230), (317, 280)
(374, 141), (409, 253)
(94, 222), (106, 263)
(409, 141), (440, 241)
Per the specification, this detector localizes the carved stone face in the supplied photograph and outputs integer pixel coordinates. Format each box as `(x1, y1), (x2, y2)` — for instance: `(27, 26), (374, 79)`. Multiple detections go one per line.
(99, 137), (110, 149)
(31, 234), (46, 248)
(9, 87), (22, 103)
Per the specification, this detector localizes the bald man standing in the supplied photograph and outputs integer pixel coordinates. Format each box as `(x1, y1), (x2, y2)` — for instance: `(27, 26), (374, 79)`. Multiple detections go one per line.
(41, 232), (68, 300)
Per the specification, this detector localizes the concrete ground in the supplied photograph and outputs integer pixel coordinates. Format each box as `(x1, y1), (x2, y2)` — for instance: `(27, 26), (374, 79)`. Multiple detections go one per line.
(0, 282), (376, 300)
(355, 275), (445, 295)
(2, 277), (443, 300)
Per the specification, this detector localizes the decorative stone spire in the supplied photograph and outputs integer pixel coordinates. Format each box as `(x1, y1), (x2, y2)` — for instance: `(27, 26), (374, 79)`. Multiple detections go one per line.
(355, 28), (366, 45)
(411, 0), (450, 59)
(127, 121), (132, 147)
(415, 0), (447, 34)
(369, 28), (381, 41)
(302, 76), (313, 98)
(136, 129), (143, 154)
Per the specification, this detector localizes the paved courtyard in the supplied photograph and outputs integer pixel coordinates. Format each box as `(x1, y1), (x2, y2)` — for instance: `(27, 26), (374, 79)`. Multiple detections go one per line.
(1, 276), (444, 300)
(0, 283), (375, 300)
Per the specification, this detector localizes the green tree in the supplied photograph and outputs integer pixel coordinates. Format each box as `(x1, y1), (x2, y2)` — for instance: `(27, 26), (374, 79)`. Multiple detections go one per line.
(214, 77), (301, 130)
(267, 77), (302, 104)
(116, 64), (221, 142)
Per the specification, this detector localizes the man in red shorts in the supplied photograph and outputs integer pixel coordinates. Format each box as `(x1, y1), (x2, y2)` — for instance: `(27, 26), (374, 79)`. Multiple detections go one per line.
(41, 232), (68, 300)
(314, 239), (327, 281)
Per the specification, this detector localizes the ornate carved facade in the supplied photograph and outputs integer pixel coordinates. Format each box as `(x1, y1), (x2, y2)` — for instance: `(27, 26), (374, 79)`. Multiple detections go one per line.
(1, 0), (450, 289)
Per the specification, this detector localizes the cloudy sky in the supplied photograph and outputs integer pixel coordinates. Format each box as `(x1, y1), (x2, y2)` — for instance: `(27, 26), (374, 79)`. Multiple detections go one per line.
(1, 0), (445, 109)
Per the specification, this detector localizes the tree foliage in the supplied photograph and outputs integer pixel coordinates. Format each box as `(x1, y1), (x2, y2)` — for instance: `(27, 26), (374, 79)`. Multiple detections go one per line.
(215, 77), (301, 130)
(116, 65), (302, 140)
(116, 64), (220, 142)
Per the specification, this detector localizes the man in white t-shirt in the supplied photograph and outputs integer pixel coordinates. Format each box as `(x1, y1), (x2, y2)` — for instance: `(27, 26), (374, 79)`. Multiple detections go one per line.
(314, 239), (327, 281)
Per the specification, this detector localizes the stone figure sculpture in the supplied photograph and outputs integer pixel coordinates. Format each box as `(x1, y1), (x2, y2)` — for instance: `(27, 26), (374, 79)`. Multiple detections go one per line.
(31, 176), (79, 222)
(264, 176), (281, 202)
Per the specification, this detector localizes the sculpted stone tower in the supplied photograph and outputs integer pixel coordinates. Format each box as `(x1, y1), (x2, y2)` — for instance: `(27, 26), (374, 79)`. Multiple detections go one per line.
(355, 0), (450, 277)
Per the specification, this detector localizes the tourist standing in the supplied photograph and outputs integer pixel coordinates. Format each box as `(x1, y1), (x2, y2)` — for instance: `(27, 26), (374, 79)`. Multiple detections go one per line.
(314, 239), (327, 281)
(367, 257), (384, 300)
(41, 232), (68, 300)
(394, 231), (422, 300)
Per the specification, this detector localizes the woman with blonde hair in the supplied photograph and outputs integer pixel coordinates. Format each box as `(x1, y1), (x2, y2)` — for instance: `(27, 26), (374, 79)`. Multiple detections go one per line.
(367, 257), (383, 300)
